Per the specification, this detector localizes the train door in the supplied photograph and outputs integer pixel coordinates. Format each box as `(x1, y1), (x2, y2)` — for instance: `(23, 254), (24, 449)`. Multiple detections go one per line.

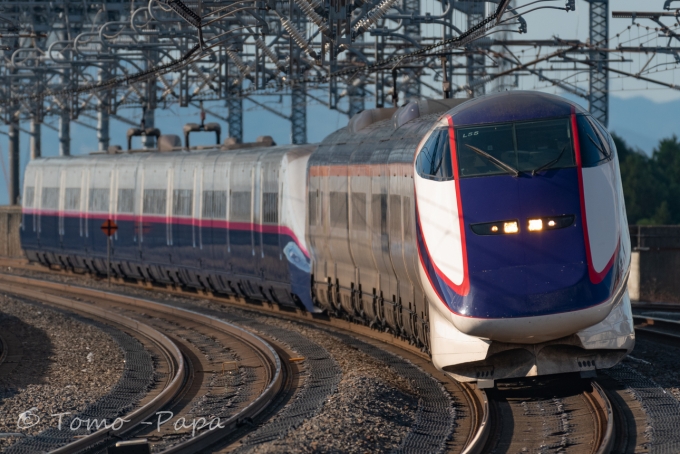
(306, 160), (328, 310)
(140, 156), (171, 267)
(348, 147), (381, 324)
(206, 153), (230, 292)
(113, 157), (141, 277)
(388, 158), (418, 340)
(86, 160), (114, 273)
(229, 151), (257, 296)
(20, 165), (39, 255)
(260, 151), (285, 289)
(62, 165), (84, 263)
(370, 148), (397, 329)
(172, 155), (203, 284)
(39, 163), (61, 256)
(326, 144), (357, 316)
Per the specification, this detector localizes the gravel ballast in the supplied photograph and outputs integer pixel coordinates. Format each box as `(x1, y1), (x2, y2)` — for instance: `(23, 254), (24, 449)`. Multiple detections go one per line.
(0, 294), (125, 450)
(242, 318), (421, 454)
(1, 268), (457, 453)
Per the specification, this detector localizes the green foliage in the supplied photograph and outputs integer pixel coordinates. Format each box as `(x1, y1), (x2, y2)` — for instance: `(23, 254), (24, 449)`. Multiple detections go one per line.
(616, 133), (680, 225)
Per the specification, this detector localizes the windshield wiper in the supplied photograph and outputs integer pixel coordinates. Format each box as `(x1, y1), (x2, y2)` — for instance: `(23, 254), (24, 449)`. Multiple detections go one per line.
(587, 133), (611, 160)
(532, 144), (568, 176)
(464, 144), (519, 177)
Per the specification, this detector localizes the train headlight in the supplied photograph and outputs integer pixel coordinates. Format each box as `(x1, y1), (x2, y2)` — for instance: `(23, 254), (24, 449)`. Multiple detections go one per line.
(471, 220), (519, 235)
(528, 219), (543, 231)
(528, 215), (576, 232)
(503, 221), (519, 234)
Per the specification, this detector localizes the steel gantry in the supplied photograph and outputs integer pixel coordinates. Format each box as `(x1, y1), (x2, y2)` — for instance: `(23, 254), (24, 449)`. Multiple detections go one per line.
(2, 0), (680, 205)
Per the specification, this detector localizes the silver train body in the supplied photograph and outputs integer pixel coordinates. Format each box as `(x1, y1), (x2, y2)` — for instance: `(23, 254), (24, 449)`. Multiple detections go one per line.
(21, 92), (634, 385)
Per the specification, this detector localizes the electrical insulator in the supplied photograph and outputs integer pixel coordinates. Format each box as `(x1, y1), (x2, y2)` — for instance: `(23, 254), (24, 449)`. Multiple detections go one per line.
(294, 0), (329, 35)
(225, 49), (251, 76)
(279, 16), (319, 60)
(255, 38), (284, 71)
(353, 0), (398, 37)
(307, 0), (323, 10)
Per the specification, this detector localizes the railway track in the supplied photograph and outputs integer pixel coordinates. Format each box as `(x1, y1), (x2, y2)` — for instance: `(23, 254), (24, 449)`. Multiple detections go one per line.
(0, 273), (284, 454)
(633, 312), (680, 341)
(479, 378), (613, 453)
(0, 262), (623, 453)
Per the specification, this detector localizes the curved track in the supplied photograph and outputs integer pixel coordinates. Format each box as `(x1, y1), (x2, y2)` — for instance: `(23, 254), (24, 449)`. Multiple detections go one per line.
(0, 273), (284, 454)
(0, 263), (491, 453)
(480, 377), (613, 454)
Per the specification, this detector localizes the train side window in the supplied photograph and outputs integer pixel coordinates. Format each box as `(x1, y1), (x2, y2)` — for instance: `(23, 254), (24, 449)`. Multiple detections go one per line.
(65, 188), (81, 211)
(308, 190), (319, 226)
(24, 187), (35, 208)
(416, 128), (453, 181)
(389, 195), (401, 238)
(230, 191), (251, 222)
(41, 187), (59, 210)
(576, 115), (610, 167)
(143, 189), (167, 215)
(202, 190), (227, 219)
(117, 189), (135, 214)
(402, 196), (412, 241)
(330, 191), (348, 228)
(351, 192), (366, 230)
(89, 188), (110, 212)
(263, 192), (279, 224)
(172, 189), (193, 216)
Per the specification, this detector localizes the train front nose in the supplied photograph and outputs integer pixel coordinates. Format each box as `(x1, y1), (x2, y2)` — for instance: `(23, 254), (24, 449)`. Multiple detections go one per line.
(416, 110), (626, 343)
(457, 169), (593, 320)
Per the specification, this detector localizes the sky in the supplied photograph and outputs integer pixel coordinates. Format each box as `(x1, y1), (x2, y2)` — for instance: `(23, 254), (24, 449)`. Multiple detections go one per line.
(1, 0), (678, 204)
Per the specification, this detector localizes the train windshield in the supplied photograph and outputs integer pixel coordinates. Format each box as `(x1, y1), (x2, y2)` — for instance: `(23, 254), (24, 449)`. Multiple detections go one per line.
(456, 118), (574, 178)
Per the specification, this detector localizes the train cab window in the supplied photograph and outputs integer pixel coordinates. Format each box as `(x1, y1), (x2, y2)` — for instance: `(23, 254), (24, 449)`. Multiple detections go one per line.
(591, 117), (617, 158)
(457, 124), (515, 177)
(457, 118), (574, 177)
(576, 115), (611, 167)
(415, 127), (453, 181)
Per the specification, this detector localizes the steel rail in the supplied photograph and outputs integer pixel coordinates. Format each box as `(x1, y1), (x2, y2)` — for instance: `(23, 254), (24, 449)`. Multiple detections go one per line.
(588, 381), (615, 454)
(0, 281), (187, 454)
(0, 272), (284, 454)
(0, 260), (487, 453)
(459, 382), (491, 454)
(633, 314), (680, 340)
(0, 333), (7, 369)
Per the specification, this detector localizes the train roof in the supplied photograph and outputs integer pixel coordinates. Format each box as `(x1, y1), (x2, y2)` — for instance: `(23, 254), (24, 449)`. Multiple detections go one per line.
(26, 143), (315, 168)
(447, 91), (588, 126)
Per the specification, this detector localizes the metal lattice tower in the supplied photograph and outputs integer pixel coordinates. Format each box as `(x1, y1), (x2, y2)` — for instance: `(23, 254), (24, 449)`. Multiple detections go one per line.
(466, 2), (487, 98)
(589, 0), (609, 126)
(401, 0), (421, 101)
(227, 94), (244, 143)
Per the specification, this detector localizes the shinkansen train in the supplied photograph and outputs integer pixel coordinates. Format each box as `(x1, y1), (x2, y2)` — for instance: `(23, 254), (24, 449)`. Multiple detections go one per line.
(20, 91), (634, 386)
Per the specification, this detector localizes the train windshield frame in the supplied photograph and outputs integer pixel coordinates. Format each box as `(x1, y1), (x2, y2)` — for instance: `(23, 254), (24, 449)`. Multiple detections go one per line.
(455, 117), (575, 178)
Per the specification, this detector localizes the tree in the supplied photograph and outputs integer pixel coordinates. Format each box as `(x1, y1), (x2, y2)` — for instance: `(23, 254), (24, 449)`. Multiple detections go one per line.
(615, 134), (680, 225)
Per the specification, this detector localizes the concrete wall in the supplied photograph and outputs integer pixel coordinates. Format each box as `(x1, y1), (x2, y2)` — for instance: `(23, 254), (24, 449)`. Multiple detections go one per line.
(628, 225), (680, 303)
(0, 206), (24, 258)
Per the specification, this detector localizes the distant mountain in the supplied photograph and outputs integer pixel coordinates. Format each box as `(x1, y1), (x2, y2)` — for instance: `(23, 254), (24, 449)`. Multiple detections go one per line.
(609, 96), (680, 154)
